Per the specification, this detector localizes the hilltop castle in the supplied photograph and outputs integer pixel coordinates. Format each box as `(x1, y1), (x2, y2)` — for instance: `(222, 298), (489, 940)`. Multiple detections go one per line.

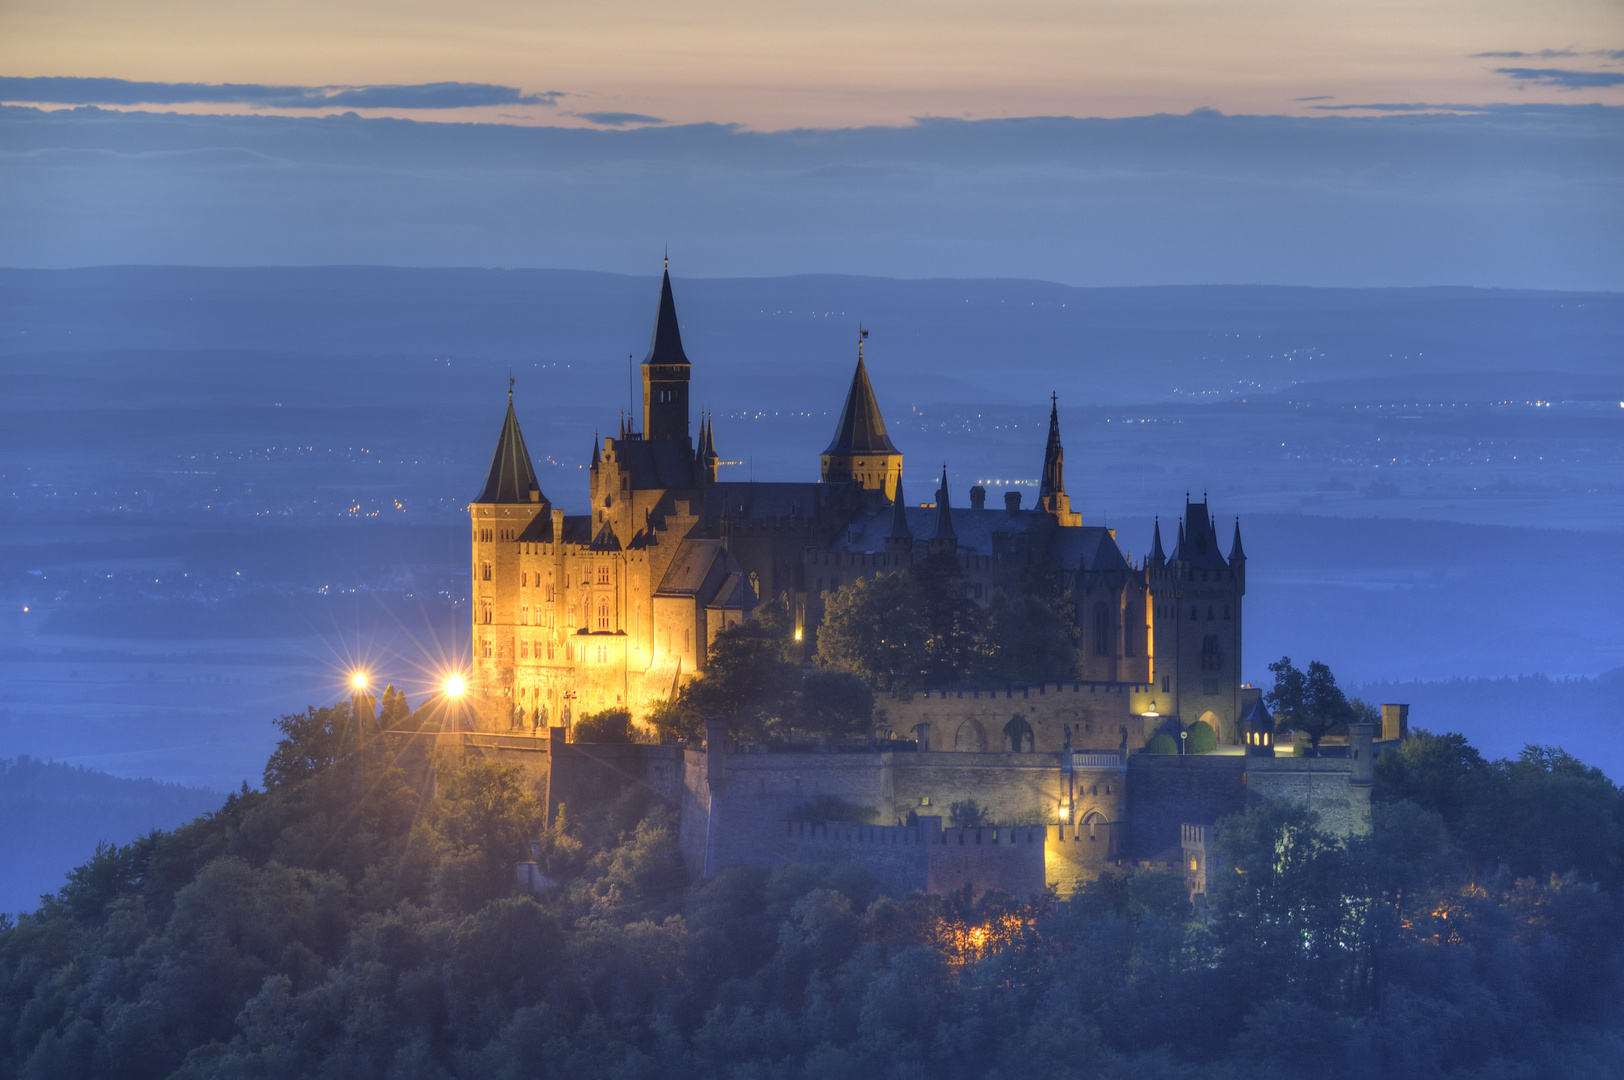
(468, 266), (1252, 749)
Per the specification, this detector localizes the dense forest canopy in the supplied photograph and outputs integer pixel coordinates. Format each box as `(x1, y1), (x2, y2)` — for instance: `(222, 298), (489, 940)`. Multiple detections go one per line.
(2, 700), (1621, 1079)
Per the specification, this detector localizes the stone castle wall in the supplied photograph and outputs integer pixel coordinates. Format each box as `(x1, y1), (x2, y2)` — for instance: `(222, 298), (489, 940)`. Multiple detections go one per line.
(881, 682), (1150, 753)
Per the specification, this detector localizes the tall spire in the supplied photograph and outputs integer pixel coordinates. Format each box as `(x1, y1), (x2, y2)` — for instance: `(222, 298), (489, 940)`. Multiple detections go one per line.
(642, 259), (692, 441)
(473, 391), (545, 504)
(1035, 393), (1082, 526)
(1150, 516), (1166, 567)
(1040, 392), (1064, 498)
(888, 470), (912, 537)
(1229, 517), (1246, 562)
(930, 465), (957, 552)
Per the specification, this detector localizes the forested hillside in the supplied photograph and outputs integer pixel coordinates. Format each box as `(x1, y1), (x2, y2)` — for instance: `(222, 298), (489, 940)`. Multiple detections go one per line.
(0, 758), (223, 916)
(2, 704), (1621, 1079)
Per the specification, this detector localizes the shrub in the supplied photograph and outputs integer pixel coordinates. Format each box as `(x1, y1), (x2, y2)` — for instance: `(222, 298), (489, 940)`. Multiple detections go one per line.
(1184, 720), (1217, 754)
(787, 795), (879, 824)
(1145, 733), (1178, 755)
(949, 798), (987, 827)
(573, 709), (634, 744)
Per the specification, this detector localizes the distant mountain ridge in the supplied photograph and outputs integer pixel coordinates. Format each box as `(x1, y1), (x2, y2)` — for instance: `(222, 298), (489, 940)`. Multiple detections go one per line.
(0, 757), (223, 915)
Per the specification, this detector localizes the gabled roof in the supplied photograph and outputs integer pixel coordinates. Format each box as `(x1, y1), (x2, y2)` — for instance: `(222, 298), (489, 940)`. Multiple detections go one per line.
(707, 571), (757, 611)
(823, 355), (898, 456)
(517, 513), (593, 545)
(656, 538), (725, 595)
(642, 268), (690, 368)
(473, 398), (545, 504)
(609, 437), (704, 491)
(589, 521), (623, 552)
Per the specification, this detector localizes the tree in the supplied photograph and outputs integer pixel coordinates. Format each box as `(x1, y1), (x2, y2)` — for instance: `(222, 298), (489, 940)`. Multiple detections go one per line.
(816, 572), (930, 691)
(982, 591), (1076, 685)
(912, 550), (984, 684)
(799, 669), (874, 738)
(948, 799), (987, 827)
(671, 620), (802, 742)
(1265, 656), (1352, 754)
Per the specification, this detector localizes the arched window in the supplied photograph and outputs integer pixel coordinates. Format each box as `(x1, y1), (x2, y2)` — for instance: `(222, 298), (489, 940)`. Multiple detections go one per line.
(597, 599), (610, 630)
(1003, 714), (1034, 753)
(1092, 602), (1114, 657)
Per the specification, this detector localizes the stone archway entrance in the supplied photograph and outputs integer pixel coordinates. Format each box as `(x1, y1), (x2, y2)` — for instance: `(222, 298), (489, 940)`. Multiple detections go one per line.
(954, 720), (988, 752)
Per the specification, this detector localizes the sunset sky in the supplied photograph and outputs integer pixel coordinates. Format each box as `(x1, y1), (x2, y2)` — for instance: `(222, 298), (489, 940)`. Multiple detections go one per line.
(2, 0), (1621, 129)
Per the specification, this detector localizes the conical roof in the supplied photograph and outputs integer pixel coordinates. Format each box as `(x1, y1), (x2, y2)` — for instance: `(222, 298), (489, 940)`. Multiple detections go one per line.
(473, 396), (545, 504)
(1149, 518), (1166, 564)
(642, 269), (690, 368)
(1229, 518), (1247, 562)
(823, 355), (898, 455)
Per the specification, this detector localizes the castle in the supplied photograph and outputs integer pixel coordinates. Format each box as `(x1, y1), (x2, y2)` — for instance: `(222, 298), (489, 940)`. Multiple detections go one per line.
(469, 265), (1255, 753)
(451, 264), (1393, 898)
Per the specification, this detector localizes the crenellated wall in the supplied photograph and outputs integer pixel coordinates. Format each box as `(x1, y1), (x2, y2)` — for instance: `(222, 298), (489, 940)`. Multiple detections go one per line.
(880, 682), (1151, 753)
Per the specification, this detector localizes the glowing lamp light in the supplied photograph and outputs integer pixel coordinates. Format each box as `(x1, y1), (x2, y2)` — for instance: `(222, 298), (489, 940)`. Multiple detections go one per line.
(793, 629), (803, 642)
(444, 674), (467, 698)
(350, 672), (369, 691)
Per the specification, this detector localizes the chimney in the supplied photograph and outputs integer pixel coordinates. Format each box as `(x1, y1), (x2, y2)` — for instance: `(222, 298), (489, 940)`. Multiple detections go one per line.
(1004, 491), (1022, 513)
(970, 485), (986, 510)
(1380, 703), (1409, 742)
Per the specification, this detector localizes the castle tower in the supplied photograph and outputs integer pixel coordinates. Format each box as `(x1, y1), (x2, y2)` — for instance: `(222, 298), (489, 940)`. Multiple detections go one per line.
(1146, 497), (1246, 744)
(642, 260), (691, 443)
(821, 330), (903, 499)
(469, 384), (550, 708)
(1036, 393), (1083, 527)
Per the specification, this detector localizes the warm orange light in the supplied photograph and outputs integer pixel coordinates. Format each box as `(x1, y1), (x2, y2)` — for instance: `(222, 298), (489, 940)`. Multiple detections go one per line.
(444, 674), (467, 698)
(351, 672), (369, 690)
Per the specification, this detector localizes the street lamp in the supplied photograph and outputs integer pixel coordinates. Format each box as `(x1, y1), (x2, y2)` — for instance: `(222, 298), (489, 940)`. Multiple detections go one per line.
(351, 671), (369, 691)
(443, 674), (466, 698)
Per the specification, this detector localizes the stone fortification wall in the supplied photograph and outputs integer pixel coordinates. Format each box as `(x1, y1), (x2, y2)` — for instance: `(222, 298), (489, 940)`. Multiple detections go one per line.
(771, 820), (932, 898)
(1244, 757), (1371, 837)
(1042, 821), (1125, 896)
(543, 741), (684, 824)
(881, 683), (1149, 754)
(1125, 755), (1249, 862)
(927, 823), (1047, 897)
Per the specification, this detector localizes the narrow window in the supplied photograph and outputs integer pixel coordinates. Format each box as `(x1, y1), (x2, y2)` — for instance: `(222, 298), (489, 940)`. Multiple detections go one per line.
(481, 562), (492, 582)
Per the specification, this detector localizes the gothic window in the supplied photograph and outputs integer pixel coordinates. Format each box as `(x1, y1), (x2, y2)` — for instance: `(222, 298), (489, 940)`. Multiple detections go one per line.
(1201, 634), (1223, 671)
(684, 628), (691, 651)
(480, 638), (492, 659)
(546, 583), (555, 602)
(480, 601), (493, 625)
(1003, 714), (1034, 752)
(520, 605), (529, 625)
(481, 562), (492, 582)
(597, 599), (610, 630)
(1092, 602), (1114, 657)
(1162, 675), (1171, 693)
(597, 564), (610, 585)
(546, 640), (555, 660)
(520, 640), (530, 659)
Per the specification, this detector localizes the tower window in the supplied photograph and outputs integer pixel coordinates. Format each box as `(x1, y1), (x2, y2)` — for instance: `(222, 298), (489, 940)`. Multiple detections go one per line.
(597, 565), (610, 585)
(597, 599), (610, 629)
(481, 562), (492, 582)
(1092, 602), (1114, 657)
(1201, 634), (1223, 671)
(480, 601), (493, 625)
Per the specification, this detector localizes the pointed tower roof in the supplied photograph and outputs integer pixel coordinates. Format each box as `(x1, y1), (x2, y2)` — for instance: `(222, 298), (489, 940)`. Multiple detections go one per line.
(823, 344), (898, 455)
(933, 466), (957, 542)
(1039, 392), (1065, 498)
(1172, 519), (1186, 560)
(1150, 517), (1166, 564)
(473, 389), (545, 504)
(642, 267), (690, 368)
(887, 470), (913, 540)
(1230, 517), (1247, 562)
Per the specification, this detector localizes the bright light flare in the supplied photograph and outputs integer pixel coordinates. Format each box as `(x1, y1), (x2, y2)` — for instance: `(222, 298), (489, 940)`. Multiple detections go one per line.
(443, 674), (467, 698)
(351, 672), (369, 690)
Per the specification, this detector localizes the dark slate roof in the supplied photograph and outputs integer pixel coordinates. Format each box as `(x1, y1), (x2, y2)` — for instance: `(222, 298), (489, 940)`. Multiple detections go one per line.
(642, 269), (690, 368)
(657, 538), (725, 594)
(1149, 519), (1167, 564)
(516, 513), (593, 545)
(1229, 518), (1247, 562)
(822, 356), (898, 455)
(702, 481), (831, 521)
(1178, 500), (1230, 570)
(707, 571), (756, 611)
(610, 437), (699, 491)
(473, 400), (546, 504)
(589, 521), (623, 552)
(1241, 698), (1273, 730)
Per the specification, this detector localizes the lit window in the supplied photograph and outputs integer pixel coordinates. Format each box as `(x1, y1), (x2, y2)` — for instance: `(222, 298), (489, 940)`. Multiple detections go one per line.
(481, 562), (492, 581)
(597, 599), (610, 630)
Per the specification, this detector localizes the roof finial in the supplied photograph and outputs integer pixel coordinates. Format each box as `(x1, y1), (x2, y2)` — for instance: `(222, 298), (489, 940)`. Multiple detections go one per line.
(858, 322), (868, 361)
(664, 245), (668, 271)
(509, 374), (514, 403)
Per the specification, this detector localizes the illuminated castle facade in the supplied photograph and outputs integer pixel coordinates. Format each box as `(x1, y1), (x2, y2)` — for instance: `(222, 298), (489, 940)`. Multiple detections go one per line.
(469, 268), (1252, 743)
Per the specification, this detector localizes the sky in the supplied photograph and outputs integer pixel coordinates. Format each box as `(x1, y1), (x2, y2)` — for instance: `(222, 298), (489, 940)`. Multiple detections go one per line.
(0, 0), (1620, 286)
(1, 0), (1621, 129)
